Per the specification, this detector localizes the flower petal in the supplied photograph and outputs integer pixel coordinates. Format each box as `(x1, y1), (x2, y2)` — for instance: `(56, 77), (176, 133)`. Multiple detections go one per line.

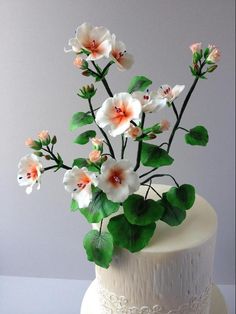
(172, 85), (185, 100)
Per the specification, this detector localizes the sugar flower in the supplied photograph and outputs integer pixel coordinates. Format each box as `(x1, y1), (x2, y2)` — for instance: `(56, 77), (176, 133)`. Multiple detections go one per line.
(189, 42), (202, 53)
(98, 159), (140, 203)
(207, 46), (221, 63)
(89, 150), (101, 163)
(73, 56), (84, 68)
(91, 137), (103, 147)
(25, 138), (35, 148)
(38, 130), (50, 142)
(67, 23), (112, 61)
(125, 124), (142, 140)
(95, 92), (142, 137)
(157, 85), (185, 104)
(110, 34), (134, 71)
(17, 154), (43, 194)
(160, 119), (171, 131)
(63, 166), (98, 208)
(132, 91), (167, 113)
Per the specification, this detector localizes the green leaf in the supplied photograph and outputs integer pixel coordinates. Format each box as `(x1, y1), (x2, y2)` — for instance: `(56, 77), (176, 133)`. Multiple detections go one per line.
(79, 188), (120, 223)
(204, 47), (210, 59)
(185, 125), (209, 146)
(73, 158), (99, 172)
(83, 230), (113, 268)
(108, 214), (156, 253)
(207, 65), (218, 73)
(123, 194), (165, 225)
(141, 142), (174, 168)
(127, 76), (152, 94)
(70, 199), (79, 212)
(69, 112), (94, 131)
(74, 130), (96, 145)
(31, 140), (42, 150)
(189, 65), (197, 77)
(54, 153), (64, 172)
(165, 184), (195, 210)
(193, 51), (202, 64)
(160, 194), (186, 226)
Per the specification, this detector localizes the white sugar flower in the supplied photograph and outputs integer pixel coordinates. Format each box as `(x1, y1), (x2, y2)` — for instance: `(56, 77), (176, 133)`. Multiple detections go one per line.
(95, 92), (142, 137)
(98, 159), (140, 203)
(63, 166), (98, 208)
(157, 85), (185, 104)
(132, 90), (167, 113)
(67, 23), (112, 61)
(17, 154), (43, 194)
(110, 34), (134, 71)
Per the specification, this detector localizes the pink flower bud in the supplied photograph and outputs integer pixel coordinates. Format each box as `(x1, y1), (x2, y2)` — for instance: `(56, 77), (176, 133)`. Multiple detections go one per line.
(189, 42), (202, 53)
(89, 150), (101, 163)
(38, 130), (50, 141)
(25, 137), (35, 147)
(126, 126), (142, 140)
(207, 47), (221, 63)
(73, 56), (84, 68)
(160, 120), (170, 131)
(91, 137), (103, 147)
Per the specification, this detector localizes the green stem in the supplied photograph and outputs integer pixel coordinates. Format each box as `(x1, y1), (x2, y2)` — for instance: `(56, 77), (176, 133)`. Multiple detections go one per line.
(140, 174), (179, 187)
(134, 113), (146, 171)
(178, 126), (189, 132)
(99, 219), (103, 235)
(43, 165), (58, 171)
(167, 62), (205, 153)
(144, 179), (152, 200)
(42, 147), (71, 170)
(91, 61), (113, 97)
(142, 183), (162, 198)
(88, 98), (115, 159)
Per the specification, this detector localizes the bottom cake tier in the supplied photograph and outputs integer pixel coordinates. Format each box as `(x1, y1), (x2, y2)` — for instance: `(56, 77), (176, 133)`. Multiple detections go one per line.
(81, 280), (228, 314)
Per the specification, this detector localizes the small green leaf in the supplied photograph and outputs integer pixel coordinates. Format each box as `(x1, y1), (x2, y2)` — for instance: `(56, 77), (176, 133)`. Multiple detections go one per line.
(79, 188), (120, 223)
(69, 112), (94, 131)
(165, 184), (195, 211)
(189, 65), (197, 76)
(70, 199), (79, 212)
(204, 47), (210, 59)
(207, 65), (218, 73)
(185, 125), (209, 146)
(72, 158), (99, 172)
(83, 230), (113, 268)
(31, 140), (42, 151)
(127, 76), (152, 94)
(74, 130), (96, 145)
(108, 214), (156, 253)
(160, 194), (186, 226)
(123, 194), (165, 225)
(141, 143), (174, 168)
(193, 51), (202, 64)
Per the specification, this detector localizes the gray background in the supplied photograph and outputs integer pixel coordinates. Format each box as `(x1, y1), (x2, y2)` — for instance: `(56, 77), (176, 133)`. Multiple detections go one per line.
(0, 0), (235, 284)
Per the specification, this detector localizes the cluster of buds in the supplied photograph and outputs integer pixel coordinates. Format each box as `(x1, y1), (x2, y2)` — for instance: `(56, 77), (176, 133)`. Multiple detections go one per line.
(77, 84), (97, 99)
(137, 120), (170, 141)
(189, 43), (220, 78)
(88, 137), (105, 164)
(25, 131), (57, 159)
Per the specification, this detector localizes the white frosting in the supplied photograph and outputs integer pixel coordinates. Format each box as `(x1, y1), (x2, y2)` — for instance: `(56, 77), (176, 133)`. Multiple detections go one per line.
(93, 184), (217, 314)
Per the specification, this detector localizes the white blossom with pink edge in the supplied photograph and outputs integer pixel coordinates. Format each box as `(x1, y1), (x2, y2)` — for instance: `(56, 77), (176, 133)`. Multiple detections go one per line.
(67, 23), (112, 61)
(132, 90), (167, 113)
(110, 34), (134, 71)
(63, 166), (98, 208)
(157, 84), (185, 104)
(98, 159), (140, 203)
(95, 92), (142, 137)
(17, 154), (43, 194)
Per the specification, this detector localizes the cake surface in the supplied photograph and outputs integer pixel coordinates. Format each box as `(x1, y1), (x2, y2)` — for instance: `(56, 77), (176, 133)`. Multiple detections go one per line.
(93, 184), (218, 313)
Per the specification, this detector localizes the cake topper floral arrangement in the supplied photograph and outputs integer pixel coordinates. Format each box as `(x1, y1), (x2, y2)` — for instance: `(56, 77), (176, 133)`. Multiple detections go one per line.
(17, 23), (220, 269)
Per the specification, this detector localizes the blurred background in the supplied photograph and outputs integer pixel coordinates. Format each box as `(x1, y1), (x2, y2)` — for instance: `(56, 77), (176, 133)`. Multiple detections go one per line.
(0, 0), (235, 284)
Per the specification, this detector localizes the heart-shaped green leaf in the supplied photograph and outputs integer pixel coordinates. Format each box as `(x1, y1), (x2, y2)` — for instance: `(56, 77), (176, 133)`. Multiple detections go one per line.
(141, 143), (174, 168)
(107, 214), (156, 253)
(73, 158), (99, 172)
(127, 76), (152, 94)
(69, 112), (94, 131)
(74, 130), (96, 145)
(123, 194), (165, 225)
(185, 125), (209, 146)
(83, 230), (113, 269)
(79, 188), (120, 223)
(165, 184), (195, 210)
(160, 194), (186, 226)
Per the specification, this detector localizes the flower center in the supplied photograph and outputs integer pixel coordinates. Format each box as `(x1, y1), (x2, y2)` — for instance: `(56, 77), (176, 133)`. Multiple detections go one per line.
(143, 95), (149, 100)
(115, 106), (123, 114)
(27, 165), (38, 180)
(108, 168), (124, 187)
(76, 174), (91, 191)
(163, 87), (171, 95)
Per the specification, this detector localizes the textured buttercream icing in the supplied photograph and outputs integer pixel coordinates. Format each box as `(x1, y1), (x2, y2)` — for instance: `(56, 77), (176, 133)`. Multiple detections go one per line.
(93, 184), (217, 314)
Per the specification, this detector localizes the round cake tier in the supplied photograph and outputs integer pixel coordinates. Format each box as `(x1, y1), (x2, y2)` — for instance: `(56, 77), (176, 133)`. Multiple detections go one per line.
(93, 184), (217, 313)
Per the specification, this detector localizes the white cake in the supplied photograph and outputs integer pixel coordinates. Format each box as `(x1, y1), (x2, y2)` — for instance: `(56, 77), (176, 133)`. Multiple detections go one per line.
(83, 184), (218, 314)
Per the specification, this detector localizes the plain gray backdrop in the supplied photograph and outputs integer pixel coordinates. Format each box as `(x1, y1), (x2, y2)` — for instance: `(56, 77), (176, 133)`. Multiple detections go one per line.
(0, 0), (235, 284)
